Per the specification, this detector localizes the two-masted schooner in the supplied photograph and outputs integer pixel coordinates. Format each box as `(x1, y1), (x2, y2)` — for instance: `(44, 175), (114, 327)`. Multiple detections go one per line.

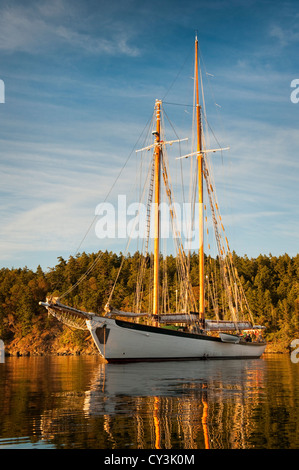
(39, 37), (266, 362)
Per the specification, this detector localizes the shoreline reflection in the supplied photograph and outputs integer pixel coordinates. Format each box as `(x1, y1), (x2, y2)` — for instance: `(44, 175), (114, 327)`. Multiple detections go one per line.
(0, 356), (298, 449)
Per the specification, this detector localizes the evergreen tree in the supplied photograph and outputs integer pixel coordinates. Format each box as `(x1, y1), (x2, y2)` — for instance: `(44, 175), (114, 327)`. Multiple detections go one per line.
(0, 252), (298, 351)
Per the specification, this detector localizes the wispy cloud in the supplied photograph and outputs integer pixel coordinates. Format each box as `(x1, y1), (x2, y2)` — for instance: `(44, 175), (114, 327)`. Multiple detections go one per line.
(269, 23), (299, 48)
(0, 127), (143, 266)
(0, 1), (139, 56)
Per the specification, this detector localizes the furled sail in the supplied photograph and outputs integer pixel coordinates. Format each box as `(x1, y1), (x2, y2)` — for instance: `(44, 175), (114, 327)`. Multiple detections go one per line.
(39, 298), (94, 330)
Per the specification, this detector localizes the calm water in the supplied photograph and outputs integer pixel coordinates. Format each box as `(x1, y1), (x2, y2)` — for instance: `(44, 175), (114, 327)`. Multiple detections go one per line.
(0, 354), (298, 449)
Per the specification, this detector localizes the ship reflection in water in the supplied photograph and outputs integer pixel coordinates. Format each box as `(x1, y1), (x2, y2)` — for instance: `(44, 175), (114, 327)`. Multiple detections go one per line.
(0, 356), (298, 449)
(82, 359), (266, 449)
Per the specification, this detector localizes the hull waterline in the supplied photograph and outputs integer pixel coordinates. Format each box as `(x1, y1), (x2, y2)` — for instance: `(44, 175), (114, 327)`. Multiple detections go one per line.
(86, 317), (266, 363)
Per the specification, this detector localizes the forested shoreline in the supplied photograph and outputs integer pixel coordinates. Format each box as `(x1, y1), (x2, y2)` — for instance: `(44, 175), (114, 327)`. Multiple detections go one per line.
(0, 251), (298, 356)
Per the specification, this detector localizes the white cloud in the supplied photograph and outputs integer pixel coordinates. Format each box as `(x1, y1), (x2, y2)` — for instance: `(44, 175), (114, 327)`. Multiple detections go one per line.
(269, 23), (299, 48)
(0, 1), (139, 56)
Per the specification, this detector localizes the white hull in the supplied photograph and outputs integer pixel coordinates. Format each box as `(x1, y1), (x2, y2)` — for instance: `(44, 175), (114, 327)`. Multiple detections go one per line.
(86, 317), (266, 363)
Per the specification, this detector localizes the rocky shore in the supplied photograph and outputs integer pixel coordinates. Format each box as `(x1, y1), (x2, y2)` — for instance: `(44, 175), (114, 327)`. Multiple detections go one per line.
(3, 324), (98, 357)
(3, 327), (293, 357)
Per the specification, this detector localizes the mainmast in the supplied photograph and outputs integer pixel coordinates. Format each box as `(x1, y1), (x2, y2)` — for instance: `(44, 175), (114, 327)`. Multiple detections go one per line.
(195, 36), (205, 324)
(153, 99), (161, 316)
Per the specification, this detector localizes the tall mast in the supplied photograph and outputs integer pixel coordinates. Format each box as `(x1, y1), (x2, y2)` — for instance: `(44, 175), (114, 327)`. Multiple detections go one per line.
(153, 99), (161, 316)
(195, 36), (205, 323)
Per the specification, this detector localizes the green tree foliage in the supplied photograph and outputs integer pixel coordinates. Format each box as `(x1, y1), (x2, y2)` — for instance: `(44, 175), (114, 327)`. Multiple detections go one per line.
(0, 251), (298, 349)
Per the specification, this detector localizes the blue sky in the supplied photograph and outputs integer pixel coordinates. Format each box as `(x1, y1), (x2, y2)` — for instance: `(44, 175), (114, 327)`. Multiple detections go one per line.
(0, 0), (298, 270)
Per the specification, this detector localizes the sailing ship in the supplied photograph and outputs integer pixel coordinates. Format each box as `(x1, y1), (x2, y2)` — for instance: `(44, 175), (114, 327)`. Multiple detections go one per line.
(39, 36), (266, 362)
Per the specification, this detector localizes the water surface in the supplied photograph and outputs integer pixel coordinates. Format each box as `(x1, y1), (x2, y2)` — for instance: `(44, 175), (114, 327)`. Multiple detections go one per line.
(0, 355), (298, 449)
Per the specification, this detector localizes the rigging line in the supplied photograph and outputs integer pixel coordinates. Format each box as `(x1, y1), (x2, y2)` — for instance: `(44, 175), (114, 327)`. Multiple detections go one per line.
(67, 146), (154, 304)
(205, 119), (226, 162)
(74, 111), (155, 255)
(59, 112), (155, 300)
(107, 150), (155, 307)
(162, 44), (194, 101)
(198, 43), (228, 163)
(160, 153), (197, 312)
(162, 106), (186, 205)
(135, 155), (156, 312)
(203, 159), (247, 324)
(162, 106), (182, 140)
(163, 101), (194, 107)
